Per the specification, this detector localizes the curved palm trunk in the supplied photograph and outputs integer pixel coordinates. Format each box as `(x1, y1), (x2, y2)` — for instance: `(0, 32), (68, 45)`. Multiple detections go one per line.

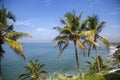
(95, 47), (100, 72)
(74, 41), (82, 77)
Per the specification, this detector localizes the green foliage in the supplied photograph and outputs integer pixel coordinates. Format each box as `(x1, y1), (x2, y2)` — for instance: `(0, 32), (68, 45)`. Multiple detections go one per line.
(112, 54), (120, 68)
(104, 73), (120, 80)
(78, 73), (105, 80)
(0, 6), (31, 59)
(116, 45), (120, 48)
(52, 73), (106, 80)
(86, 56), (110, 73)
(51, 73), (120, 80)
(19, 59), (47, 80)
(53, 10), (100, 77)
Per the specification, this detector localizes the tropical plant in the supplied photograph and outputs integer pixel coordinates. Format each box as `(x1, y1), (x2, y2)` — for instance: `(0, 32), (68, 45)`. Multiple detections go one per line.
(85, 15), (110, 72)
(53, 11), (99, 77)
(0, 6), (31, 80)
(86, 56), (110, 73)
(116, 44), (120, 49)
(112, 54), (120, 68)
(19, 59), (47, 80)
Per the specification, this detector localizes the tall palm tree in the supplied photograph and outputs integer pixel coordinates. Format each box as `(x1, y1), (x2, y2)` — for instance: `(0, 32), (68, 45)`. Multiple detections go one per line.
(53, 11), (99, 77)
(19, 59), (47, 80)
(85, 15), (110, 72)
(0, 6), (31, 80)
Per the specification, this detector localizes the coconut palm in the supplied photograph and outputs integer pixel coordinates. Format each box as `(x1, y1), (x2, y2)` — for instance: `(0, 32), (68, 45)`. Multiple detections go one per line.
(0, 6), (31, 80)
(19, 59), (47, 80)
(53, 11), (99, 77)
(85, 15), (110, 72)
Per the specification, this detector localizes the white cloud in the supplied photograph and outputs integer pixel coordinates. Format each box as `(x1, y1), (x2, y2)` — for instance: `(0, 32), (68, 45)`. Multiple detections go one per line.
(110, 7), (120, 15)
(43, 0), (51, 6)
(110, 11), (120, 15)
(112, 24), (120, 29)
(15, 19), (32, 26)
(88, 0), (99, 8)
(36, 28), (47, 32)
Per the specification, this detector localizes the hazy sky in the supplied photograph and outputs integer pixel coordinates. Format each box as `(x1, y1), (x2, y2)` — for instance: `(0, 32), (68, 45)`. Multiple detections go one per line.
(0, 0), (120, 43)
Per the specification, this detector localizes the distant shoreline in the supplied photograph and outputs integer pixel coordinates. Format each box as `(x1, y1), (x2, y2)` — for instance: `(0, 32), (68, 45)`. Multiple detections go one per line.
(110, 42), (120, 46)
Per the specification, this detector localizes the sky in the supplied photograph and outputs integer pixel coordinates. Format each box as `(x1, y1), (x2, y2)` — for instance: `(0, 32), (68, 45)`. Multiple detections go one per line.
(0, 0), (120, 43)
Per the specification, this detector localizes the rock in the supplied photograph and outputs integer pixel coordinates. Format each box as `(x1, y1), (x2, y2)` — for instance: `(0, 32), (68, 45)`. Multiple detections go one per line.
(109, 68), (120, 73)
(112, 49), (120, 58)
(66, 75), (73, 78)
(63, 74), (74, 78)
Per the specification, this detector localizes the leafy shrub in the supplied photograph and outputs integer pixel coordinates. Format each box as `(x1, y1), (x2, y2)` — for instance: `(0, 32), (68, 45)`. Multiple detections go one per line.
(104, 73), (120, 80)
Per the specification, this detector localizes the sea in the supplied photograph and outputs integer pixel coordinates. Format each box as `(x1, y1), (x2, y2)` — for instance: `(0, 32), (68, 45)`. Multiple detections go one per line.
(1, 43), (115, 80)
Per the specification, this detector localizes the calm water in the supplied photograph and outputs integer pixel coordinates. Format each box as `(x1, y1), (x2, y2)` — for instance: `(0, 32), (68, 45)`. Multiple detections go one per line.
(1, 43), (109, 80)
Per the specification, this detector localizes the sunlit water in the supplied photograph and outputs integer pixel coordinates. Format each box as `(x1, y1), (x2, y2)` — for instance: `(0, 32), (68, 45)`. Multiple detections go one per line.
(1, 43), (109, 80)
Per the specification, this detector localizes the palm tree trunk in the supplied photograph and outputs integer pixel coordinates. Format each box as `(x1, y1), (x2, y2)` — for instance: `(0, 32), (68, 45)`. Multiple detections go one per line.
(0, 44), (4, 80)
(95, 47), (100, 72)
(74, 41), (82, 77)
(0, 60), (2, 80)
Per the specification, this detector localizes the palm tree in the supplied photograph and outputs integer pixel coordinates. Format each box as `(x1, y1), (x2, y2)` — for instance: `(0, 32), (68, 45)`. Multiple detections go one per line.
(85, 15), (110, 72)
(19, 59), (47, 80)
(53, 11), (99, 77)
(0, 6), (31, 80)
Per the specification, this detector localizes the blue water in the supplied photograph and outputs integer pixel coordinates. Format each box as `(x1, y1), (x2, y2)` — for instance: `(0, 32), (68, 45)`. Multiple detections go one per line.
(1, 43), (108, 80)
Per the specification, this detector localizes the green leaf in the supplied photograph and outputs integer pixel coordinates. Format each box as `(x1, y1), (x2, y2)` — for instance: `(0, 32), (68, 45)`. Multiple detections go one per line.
(4, 38), (26, 59)
(6, 32), (32, 39)
(76, 40), (85, 50)
(99, 36), (110, 50)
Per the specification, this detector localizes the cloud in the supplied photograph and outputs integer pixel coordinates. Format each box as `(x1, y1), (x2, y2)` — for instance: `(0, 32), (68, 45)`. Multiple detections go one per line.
(88, 0), (99, 8)
(36, 28), (47, 32)
(15, 19), (32, 26)
(112, 24), (120, 29)
(110, 7), (120, 15)
(110, 12), (120, 15)
(43, 0), (51, 6)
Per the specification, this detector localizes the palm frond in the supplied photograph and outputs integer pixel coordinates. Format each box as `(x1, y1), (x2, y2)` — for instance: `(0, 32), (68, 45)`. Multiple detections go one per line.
(97, 21), (106, 33)
(78, 12), (83, 19)
(53, 26), (63, 32)
(58, 42), (69, 59)
(4, 38), (25, 59)
(99, 35), (110, 50)
(40, 64), (46, 68)
(7, 11), (16, 22)
(5, 24), (14, 32)
(60, 18), (67, 25)
(6, 32), (32, 39)
(19, 74), (30, 80)
(86, 61), (92, 65)
(53, 35), (68, 41)
(76, 40), (85, 50)
(79, 30), (95, 39)
(60, 27), (74, 35)
(86, 38), (99, 47)
(39, 70), (48, 74)
(87, 42), (92, 57)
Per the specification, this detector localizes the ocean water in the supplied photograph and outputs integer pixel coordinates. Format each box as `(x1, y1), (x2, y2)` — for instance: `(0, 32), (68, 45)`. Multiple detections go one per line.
(1, 43), (109, 80)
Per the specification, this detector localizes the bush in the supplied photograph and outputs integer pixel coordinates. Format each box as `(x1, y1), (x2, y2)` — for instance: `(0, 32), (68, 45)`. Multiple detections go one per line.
(104, 73), (120, 80)
(77, 73), (105, 80)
